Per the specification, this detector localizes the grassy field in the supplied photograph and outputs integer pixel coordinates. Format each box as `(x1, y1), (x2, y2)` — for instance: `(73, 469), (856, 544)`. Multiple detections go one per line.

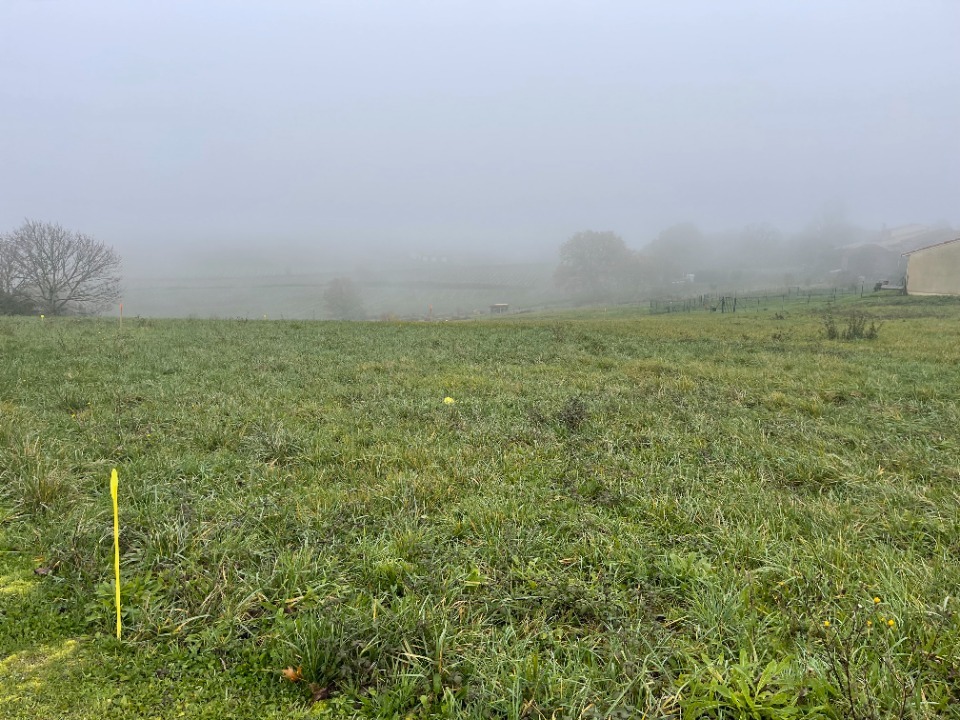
(2, 295), (959, 718)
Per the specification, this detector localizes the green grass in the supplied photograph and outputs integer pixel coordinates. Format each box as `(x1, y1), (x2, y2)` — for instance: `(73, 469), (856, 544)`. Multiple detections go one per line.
(2, 294), (959, 718)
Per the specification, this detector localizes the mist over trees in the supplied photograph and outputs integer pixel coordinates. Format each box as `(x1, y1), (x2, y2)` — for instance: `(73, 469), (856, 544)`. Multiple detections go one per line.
(0, 220), (121, 316)
(554, 231), (645, 302)
(643, 223), (707, 284)
(554, 211), (957, 305)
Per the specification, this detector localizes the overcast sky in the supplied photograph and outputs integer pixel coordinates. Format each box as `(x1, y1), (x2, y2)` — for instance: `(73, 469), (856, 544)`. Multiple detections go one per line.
(1, 1), (958, 274)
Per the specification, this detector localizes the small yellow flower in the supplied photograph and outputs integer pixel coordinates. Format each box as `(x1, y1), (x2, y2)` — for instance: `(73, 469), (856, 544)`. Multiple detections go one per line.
(887, 619), (895, 628)
(443, 397), (456, 405)
(823, 620), (831, 628)
(873, 596), (881, 604)
(40, 314), (45, 320)
(866, 620), (873, 627)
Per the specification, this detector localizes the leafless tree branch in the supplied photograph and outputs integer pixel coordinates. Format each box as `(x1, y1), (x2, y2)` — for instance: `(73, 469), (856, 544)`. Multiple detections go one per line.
(4, 219), (121, 315)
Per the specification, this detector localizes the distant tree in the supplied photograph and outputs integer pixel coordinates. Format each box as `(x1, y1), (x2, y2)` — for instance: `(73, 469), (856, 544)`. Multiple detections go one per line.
(554, 230), (641, 300)
(2, 220), (121, 316)
(643, 223), (709, 281)
(0, 289), (36, 315)
(0, 237), (33, 314)
(324, 277), (366, 320)
(736, 223), (784, 266)
(787, 203), (871, 273)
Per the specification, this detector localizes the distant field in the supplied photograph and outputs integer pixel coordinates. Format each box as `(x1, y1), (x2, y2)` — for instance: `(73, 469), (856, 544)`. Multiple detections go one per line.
(2, 295), (960, 718)
(120, 263), (561, 320)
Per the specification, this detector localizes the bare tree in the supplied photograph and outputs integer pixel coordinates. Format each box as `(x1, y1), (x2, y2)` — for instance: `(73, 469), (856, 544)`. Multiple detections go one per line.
(4, 220), (121, 315)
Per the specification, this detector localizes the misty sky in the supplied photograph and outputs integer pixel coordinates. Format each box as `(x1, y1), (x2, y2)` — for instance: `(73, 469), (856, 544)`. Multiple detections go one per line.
(2, 1), (958, 275)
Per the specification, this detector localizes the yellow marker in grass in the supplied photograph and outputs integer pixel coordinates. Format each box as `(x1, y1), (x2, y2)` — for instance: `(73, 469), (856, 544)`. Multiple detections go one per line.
(110, 468), (121, 639)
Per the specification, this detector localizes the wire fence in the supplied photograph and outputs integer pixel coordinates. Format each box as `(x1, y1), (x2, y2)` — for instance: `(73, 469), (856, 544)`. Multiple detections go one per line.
(647, 285), (867, 315)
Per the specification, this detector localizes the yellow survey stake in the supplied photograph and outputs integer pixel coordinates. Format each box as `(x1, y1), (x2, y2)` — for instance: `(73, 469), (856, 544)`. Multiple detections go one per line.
(110, 468), (121, 640)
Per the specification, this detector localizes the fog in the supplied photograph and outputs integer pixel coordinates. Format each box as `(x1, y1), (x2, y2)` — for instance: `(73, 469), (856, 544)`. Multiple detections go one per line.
(2, 1), (958, 297)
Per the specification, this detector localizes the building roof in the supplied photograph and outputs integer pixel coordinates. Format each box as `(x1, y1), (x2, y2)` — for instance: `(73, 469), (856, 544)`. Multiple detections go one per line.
(886, 223), (930, 241)
(901, 237), (960, 257)
(836, 241), (893, 252)
(881, 224), (954, 250)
